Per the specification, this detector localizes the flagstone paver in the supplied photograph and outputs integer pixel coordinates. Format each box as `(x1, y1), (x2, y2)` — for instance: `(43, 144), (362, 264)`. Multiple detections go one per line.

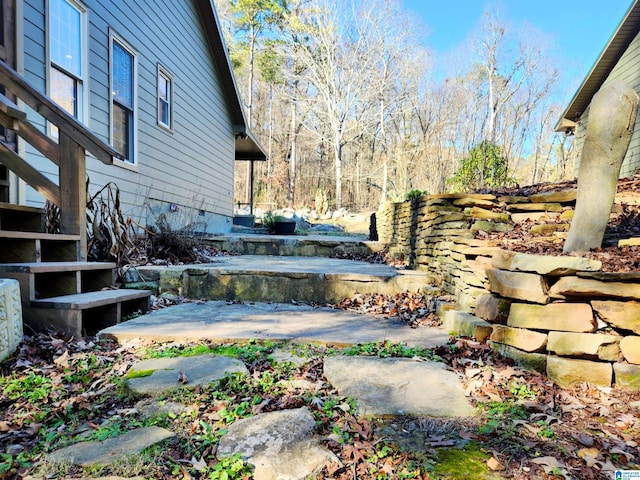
(217, 407), (338, 480)
(47, 427), (174, 466)
(323, 356), (476, 417)
(125, 354), (248, 395)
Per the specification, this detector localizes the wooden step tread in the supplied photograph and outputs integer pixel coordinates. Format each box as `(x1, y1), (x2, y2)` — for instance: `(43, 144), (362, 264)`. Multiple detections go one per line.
(0, 230), (80, 240)
(0, 261), (116, 273)
(0, 202), (43, 214)
(31, 289), (151, 309)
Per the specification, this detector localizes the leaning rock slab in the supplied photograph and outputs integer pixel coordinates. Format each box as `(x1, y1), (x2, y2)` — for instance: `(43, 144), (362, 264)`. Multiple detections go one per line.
(217, 407), (337, 480)
(507, 303), (596, 332)
(323, 356), (475, 417)
(492, 251), (601, 276)
(126, 354), (248, 395)
(486, 269), (549, 304)
(620, 337), (640, 364)
(547, 332), (621, 361)
(591, 300), (640, 334)
(442, 310), (493, 342)
(48, 426), (174, 466)
(489, 342), (547, 373)
(550, 277), (640, 300)
(546, 356), (612, 388)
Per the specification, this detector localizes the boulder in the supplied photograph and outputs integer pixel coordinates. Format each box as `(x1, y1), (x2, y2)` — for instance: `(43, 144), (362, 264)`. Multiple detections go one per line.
(507, 303), (596, 333)
(546, 356), (612, 388)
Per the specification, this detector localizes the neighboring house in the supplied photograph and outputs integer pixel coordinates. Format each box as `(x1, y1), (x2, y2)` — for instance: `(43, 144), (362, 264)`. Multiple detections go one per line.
(556, 0), (640, 178)
(2, 0), (265, 233)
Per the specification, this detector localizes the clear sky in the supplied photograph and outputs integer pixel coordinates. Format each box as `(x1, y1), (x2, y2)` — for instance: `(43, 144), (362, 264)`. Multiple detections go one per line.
(402, 0), (633, 94)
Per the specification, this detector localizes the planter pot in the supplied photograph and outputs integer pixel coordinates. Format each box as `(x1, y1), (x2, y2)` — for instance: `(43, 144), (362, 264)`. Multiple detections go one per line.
(273, 221), (296, 235)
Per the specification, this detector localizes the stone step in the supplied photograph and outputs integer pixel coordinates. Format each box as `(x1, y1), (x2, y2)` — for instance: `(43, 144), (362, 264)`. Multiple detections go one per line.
(135, 256), (435, 304)
(0, 230), (80, 262)
(27, 288), (151, 336)
(203, 233), (384, 258)
(0, 261), (116, 301)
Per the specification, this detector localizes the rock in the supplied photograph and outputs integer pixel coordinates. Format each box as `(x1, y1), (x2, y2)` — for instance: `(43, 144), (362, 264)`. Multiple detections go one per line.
(126, 354), (248, 395)
(547, 332), (621, 361)
(486, 269), (549, 304)
(442, 310), (493, 342)
(217, 407), (337, 480)
(323, 356), (475, 417)
(546, 356), (612, 388)
(613, 363), (640, 390)
(529, 190), (577, 203)
(490, 325), (547, 353)
(550, 277), (640, 300)
(529, 223), (569, 236)
(453, 197), (497, 207)
(507, 303), (596, 332)
(489, 342), (547, 373)
(591, 300), (640, 334)
(134, 399), (196, 419)
(491, 251), (601, 275)
(470, 220), (513, 233)
(464, 206), (509, 222)
(620, 336), (640, 364)
(474, 294), (510, 324)
(0, 278), (23, 362)
(506, 202), (564, 212)
(510, 212), (560, 223)
(47, 427), (174, 466)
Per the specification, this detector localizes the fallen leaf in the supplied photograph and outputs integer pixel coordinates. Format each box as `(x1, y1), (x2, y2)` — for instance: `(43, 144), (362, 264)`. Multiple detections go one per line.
(577, 447), (600, 467)
(178, 371), (189, 384)
(487, 456), (505, 471)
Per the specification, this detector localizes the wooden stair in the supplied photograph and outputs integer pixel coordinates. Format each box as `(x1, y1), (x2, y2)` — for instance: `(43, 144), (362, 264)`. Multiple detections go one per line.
(0, 203), (151, 336)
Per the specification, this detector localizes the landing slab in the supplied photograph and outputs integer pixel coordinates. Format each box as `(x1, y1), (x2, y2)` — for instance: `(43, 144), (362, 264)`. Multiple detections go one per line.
(100, 301), (450, 348)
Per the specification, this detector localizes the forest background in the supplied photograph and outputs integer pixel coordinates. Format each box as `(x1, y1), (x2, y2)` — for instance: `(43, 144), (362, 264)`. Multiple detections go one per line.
(215, 0), (581, 214)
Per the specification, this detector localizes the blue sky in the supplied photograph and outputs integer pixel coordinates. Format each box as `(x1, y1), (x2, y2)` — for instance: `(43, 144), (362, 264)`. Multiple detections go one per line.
(403, 0), (632, 87)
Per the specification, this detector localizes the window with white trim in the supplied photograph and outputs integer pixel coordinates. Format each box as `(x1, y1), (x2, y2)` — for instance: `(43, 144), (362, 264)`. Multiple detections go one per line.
(157, 65), (173, 130)
(110, 34), (137, 164)
(48, 0), (86, 134)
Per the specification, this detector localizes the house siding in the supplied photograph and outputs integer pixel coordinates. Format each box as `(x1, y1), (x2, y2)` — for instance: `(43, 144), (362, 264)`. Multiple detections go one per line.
(574, 30), (640, 178)
(21, 0), (236, 232)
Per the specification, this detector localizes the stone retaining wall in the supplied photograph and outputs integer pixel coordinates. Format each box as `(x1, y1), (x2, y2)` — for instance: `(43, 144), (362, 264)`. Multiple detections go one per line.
(376, 189), (640, 389)
(376, 189), (577, 309)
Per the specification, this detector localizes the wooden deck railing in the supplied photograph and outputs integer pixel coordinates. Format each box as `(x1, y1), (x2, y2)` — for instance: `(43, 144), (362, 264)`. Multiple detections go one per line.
(0, 60), (123, 260)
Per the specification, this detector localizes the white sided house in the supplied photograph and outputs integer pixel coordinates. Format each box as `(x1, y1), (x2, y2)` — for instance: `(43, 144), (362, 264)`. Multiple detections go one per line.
(556, 0), (640, 178)
(3, 0), (265, 233)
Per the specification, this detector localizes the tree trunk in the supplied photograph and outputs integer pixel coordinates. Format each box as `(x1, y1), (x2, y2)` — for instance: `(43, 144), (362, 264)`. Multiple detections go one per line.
(564, 79), (639, 253)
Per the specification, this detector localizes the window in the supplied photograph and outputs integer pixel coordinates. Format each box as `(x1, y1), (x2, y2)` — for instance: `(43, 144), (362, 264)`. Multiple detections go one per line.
(48, 0), (86, 133)
(110, 34), (136, 164)
(158, 66), (173, 130)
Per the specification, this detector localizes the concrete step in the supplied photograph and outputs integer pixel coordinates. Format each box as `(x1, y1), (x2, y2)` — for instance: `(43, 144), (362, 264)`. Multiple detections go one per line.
(27, 289), (151, 336)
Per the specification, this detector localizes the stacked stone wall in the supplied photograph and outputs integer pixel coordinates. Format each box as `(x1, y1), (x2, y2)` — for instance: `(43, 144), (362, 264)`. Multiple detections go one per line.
(375, 188), (640, 389)
(376, 189), (576, 309)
